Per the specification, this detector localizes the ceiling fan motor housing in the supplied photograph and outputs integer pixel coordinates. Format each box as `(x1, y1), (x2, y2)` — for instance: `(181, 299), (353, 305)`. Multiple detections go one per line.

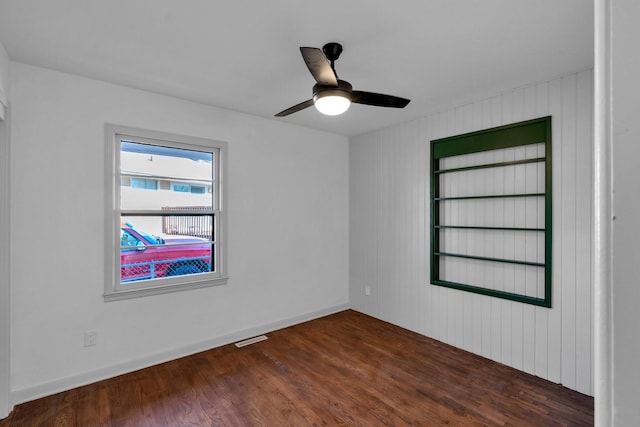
(312, 79), (353, 102)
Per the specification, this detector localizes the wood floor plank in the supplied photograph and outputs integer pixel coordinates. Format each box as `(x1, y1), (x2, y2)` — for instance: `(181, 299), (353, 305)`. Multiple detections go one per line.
(0, 310), (593, 426)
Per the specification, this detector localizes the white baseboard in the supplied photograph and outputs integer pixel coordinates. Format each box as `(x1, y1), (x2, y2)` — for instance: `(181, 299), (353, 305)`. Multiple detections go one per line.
(0, 401), (10, 422)
(11, 303), (350, 407)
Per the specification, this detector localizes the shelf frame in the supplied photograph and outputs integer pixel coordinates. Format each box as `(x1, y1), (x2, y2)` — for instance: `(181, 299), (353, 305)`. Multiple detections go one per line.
(430, 116), (552, 307)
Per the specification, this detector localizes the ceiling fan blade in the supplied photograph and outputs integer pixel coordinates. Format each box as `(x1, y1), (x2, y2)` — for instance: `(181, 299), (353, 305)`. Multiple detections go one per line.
(300, 47), (338, 86)
(351, 91), (411, 108)
(275, 99), (314, 117)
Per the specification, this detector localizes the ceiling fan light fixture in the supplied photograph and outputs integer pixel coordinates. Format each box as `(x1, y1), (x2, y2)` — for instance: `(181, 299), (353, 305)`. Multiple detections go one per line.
(314, 93), (351, 116)
(312, 80), (353, 116)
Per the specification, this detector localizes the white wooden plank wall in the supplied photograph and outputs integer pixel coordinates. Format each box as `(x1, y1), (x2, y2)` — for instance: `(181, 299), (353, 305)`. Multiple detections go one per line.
(349, 70), (593, 395)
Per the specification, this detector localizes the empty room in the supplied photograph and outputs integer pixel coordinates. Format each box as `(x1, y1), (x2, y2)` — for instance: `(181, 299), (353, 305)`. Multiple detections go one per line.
(0, 1), (638, 425)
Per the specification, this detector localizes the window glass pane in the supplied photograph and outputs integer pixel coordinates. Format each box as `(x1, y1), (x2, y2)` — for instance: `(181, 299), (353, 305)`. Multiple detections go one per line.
(131, 177), (158, 190)
(120, 141), (214, 210)
(119, 216), (213, 283)
(172, 183), (190, 193)
(190, 185), (206, 194)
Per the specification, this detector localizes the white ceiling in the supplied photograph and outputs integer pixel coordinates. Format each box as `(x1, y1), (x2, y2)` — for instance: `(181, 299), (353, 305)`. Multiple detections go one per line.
(0, 0), (593, 137)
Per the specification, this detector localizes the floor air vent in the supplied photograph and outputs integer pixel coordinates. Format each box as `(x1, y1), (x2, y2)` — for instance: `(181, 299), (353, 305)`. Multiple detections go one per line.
(234, 335), (268, 348)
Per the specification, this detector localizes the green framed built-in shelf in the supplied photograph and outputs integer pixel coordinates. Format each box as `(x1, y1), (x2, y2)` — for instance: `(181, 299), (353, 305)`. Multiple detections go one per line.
(430, 116), (552, 307)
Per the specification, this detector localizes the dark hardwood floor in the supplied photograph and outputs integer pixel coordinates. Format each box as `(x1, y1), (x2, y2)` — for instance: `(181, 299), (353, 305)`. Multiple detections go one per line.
(1, 310), (593, 426)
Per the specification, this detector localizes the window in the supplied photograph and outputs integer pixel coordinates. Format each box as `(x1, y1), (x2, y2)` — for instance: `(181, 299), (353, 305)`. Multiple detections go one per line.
(131, 177), (158, 190)
(105, 124), (228, 301)
(190, 185), (206, 194)
(430, 117), (552, 307)
(172, 183), (190, 193)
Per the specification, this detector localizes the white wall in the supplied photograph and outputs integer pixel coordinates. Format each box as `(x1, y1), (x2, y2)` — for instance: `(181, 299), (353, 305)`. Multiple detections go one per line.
(611, 0), (640, 424)
(0, 41), (7, 121)
(0, 40), (11, 419)
(349, 70), (593, 395)
(8, 62), (349, 404)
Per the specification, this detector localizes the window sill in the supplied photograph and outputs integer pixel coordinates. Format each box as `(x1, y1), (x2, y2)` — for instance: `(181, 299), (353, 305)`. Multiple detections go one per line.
(104, 276), (228, 302)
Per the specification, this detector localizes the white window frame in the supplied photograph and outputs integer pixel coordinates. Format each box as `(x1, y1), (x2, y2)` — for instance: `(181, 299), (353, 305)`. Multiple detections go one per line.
(104, 124), (228, 301)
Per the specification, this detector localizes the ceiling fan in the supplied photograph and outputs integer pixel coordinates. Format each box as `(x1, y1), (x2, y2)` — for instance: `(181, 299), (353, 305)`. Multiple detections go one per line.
(275, 42), (410, 117)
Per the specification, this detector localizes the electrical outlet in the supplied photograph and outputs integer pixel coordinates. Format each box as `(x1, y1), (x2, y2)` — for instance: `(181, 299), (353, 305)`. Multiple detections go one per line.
(84, 330), (97, 347)
(365, 285), (371, 296)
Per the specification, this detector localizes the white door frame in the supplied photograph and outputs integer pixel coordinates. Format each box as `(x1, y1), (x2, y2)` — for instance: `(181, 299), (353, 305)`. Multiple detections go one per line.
(594, 0), (612, 425)
(0, 107), (11, 419)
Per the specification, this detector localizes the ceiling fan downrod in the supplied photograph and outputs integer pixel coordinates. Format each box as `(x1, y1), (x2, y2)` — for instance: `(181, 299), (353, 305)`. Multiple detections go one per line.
(322, 42), (343, 73)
